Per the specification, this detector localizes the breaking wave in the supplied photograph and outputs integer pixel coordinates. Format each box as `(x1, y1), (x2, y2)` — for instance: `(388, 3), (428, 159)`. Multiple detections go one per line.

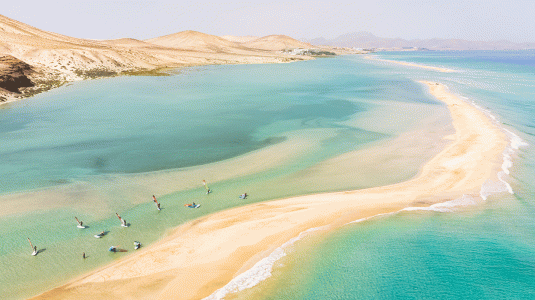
(479, 126), (528, 200)
(203, 226), (329, 300)
(203, 90), (529, 300)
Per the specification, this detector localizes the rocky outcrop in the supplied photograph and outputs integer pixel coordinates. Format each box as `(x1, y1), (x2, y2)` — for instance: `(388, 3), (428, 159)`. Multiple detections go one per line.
(0, 55), (34, 94)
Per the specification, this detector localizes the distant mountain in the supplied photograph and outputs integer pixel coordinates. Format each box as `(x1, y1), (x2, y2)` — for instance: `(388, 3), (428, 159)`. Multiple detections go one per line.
(309, 32), (535, 50)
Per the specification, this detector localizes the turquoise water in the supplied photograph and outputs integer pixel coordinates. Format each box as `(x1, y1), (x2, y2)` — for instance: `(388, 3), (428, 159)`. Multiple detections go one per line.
(233, 51), (535, 300)
(0, 56), (449, 298)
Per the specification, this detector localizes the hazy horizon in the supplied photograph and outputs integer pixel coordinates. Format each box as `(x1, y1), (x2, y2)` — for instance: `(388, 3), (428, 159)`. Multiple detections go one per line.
(3, 0), (535, 43)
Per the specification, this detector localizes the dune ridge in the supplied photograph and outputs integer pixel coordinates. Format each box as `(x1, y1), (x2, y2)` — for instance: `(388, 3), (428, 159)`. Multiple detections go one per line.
(31, 81), (508, 299)
(241, 35), (315, 51)
(220, 35), (259, 43)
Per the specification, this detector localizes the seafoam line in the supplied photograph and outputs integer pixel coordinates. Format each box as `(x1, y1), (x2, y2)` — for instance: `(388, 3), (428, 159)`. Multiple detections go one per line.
(203, 225), (329, 300)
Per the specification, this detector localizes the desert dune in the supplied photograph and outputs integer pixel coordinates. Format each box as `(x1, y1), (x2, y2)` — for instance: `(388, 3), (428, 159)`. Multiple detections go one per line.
(0, 14), (316, 104)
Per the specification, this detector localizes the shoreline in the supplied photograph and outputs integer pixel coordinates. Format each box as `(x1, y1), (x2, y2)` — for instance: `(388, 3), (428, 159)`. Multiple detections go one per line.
(0, 57), (307, 108)
(32, 80), (508, 300)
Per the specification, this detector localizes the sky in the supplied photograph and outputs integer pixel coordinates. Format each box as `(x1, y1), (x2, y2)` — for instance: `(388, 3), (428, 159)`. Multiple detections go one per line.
(3, 0), (535, 43)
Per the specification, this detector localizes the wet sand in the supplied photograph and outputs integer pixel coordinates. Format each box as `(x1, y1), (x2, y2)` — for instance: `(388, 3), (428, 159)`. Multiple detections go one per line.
(32, 81), (507, 300)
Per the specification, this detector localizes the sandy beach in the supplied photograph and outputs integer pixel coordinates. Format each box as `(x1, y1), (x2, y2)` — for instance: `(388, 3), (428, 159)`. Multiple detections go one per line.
(31, 81), (508, 300)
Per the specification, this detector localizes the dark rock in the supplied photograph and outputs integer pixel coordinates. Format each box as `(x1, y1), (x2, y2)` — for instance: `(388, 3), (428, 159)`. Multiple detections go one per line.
(0, 55), (35, 93)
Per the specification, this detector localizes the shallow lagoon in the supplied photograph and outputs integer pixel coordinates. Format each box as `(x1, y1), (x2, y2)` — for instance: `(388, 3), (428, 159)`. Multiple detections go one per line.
(231, 51), (535, 300)
(0, 56), (452, 299)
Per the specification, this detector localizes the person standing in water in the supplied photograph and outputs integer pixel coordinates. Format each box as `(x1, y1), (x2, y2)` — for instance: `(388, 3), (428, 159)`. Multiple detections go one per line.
(202, 180), (212, 194)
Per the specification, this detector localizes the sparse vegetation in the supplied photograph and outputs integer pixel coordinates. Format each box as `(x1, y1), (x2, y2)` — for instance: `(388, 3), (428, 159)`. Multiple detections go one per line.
(74, 68), (117, 79)
(310, 50), (336, 56)
(21, 78), (66, 97)
(121, 68), (172, 77)
(282, 48), (336, 56)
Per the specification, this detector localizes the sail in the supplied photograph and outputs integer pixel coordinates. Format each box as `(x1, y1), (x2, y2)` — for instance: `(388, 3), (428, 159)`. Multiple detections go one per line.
(27, 237), (34, 251)
(202, 180), (212, 194)
(152, 195), (161, 210)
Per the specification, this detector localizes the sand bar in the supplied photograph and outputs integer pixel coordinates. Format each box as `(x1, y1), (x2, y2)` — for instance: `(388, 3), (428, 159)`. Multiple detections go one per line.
(365, 56), (457, 72)
(32, 81), (507, 300)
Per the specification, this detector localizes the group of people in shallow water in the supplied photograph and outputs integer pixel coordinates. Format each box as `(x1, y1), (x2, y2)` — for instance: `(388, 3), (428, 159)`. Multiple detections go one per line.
(29, 181), (250, 258)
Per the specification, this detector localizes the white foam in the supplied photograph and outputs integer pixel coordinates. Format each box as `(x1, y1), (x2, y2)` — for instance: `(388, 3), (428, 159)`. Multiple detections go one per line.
(498, 171), (514, 194)
(502, 150), (513, 175)
(203, 226), (328, 300)
(203, 116), (529, 300)
(503, 128), (529, 150)
(479, 174), (511, 200)
(402, 194), (476, 213)
(472, 102), (482, 110)
(482, 127), (528, 199)
(348, 212), (397, 224)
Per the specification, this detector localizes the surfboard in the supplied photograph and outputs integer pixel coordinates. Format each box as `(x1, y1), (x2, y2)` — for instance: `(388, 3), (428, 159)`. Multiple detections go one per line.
(184, 204), (201, 208)
(27, 238), (38, 256)
(94, 232), (107, 238)
(75, 217), (86, 228)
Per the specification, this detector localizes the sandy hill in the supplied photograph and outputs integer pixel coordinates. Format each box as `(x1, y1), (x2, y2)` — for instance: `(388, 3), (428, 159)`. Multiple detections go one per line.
(145, 30), (250, 53)
(220, 35), (259, 43)
(0, 14), (314, 103)
(100, 38), (161, 48)
(0, 14), (102, 47)
(243, 35), (314, 51)
(0, 14), (167, 81)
